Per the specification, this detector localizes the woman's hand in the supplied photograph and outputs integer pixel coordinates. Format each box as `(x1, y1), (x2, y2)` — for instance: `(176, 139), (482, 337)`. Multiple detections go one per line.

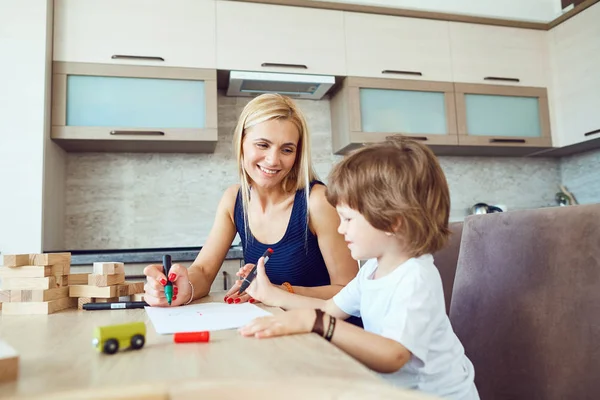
(143, 263), (192, 307)
(223, 262), (255, 304)
(224, 256), (279, 305)
(240, 308), (316, 338)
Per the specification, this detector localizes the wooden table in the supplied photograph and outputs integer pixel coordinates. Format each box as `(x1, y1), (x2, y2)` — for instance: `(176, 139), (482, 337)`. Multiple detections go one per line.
(0, 293), (437, 400)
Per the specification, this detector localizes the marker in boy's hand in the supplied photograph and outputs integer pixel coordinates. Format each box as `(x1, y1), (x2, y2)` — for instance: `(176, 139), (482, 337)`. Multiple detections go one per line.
(223, 248), (274, 304)
(238, 248), (273, 295)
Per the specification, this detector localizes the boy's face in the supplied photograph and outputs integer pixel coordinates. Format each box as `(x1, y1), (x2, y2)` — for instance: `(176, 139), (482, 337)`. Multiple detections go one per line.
(336, 205), (391, 261)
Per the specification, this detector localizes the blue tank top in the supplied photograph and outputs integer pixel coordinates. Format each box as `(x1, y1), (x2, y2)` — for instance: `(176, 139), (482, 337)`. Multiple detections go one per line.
(234, 181), (331, 287)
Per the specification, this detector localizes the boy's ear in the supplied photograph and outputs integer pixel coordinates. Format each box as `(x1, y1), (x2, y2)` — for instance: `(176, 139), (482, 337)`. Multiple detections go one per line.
(390, 217), (403, 235)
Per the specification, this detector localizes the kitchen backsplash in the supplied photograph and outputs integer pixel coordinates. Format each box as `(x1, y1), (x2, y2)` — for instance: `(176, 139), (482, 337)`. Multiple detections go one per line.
(65, 92), (568, 250)
(560, 148), (600, 205)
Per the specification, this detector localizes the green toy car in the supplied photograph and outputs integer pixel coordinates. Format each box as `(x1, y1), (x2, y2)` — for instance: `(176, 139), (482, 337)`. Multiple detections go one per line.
(92, 322), (146, 355)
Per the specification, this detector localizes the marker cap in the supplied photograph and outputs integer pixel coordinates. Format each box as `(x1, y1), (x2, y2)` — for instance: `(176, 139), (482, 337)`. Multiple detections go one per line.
(174, 331), (210, 343)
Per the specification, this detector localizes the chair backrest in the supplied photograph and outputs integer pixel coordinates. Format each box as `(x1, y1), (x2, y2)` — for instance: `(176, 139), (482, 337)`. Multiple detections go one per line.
(449, 204), (600, 400)
(433, 222), (463, 315)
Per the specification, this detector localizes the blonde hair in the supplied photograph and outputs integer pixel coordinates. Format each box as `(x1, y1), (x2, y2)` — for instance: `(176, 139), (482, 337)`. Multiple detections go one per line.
(233, 94), (319, 240)
(326, 137), (451, 257)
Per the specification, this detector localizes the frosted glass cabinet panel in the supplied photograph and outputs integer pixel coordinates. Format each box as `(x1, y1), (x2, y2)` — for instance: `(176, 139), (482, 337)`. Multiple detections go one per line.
(330, 77), (458, 155)
(464, 94), (541, 137)
(66, 76), (206, 128)
(52, 62), (217, 153)
(360, 88), (448, 135)
(455, 83), (552, 150)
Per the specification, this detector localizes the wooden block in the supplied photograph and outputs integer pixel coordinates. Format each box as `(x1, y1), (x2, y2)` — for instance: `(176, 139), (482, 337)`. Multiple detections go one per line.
(88, 273), (125, 287)
(68, 273), (89, 285)
(0, 264), (68, 278)
(127, 281), (145, 295)
(77, 297), (93, 310)
(93, 297), (119, 303)
(57, 275), (69, 287)
(9, 287), (69, 302)
(2, 254), (30, 267)
(69, 285), (118, 298)
(0, 290), (8, 312)
(30, 252), (71, 266)
(93, 262), (125, 275)
(0, 340), (19, 382)
(117, 282), (144, 297)
(2, 297), (77, 315)
(0, 276), (57, 290)
(131, 293), (145, 302)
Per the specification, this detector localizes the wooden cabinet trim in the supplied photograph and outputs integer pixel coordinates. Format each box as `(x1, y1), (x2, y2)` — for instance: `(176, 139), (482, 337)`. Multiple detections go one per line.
(53, 62), (216, 81)
(228, 0), (600, 30)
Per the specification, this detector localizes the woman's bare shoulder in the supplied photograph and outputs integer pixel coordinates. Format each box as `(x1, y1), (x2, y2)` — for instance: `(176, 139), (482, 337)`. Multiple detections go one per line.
(308, 183), (333, 216)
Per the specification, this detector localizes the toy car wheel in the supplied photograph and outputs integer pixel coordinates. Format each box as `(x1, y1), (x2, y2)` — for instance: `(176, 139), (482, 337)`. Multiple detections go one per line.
(103, 339), (119, 355)
(130, 334), (145, 350)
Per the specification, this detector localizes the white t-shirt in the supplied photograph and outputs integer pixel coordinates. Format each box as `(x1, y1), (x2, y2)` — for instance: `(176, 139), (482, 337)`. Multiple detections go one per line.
(333, 255), (479, 400)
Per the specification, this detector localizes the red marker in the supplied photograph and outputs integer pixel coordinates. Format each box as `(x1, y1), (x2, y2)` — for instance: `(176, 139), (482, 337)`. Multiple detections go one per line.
(174, 331), (210, 343)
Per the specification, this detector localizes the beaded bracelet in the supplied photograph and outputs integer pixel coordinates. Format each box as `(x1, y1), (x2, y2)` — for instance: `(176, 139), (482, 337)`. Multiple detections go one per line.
(324, 315), (336, 342)
(282, 282), (294, 294)
(184, 280), (195, 305)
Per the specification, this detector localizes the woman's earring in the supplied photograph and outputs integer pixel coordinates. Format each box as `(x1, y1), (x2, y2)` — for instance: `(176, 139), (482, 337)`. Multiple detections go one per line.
(385, 232), (395, 237)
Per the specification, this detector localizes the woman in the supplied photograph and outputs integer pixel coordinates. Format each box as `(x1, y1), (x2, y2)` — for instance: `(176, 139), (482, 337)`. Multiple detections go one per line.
(143, 94), (358, 306)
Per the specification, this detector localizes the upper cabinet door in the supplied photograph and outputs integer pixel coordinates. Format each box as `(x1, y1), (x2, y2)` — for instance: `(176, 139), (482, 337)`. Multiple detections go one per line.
(345, 12), (452, 82)
(449, 23), (549, 88)
(53, 0), (216, 68)
(550, 3), (600, 147)
(216, 1), (346, 76)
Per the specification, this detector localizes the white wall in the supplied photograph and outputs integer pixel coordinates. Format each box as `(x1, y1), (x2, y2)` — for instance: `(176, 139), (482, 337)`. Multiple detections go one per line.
(0, 0), (55, 254)
(314, 0), (563, 22)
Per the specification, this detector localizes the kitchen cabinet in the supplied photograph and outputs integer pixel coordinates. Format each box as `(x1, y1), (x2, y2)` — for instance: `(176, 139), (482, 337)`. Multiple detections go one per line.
(454, 83), (552, 153)
(449, 22), (550, 88)
(331, 78), (553, 156)
(549, 2), (600, 148)
(53, 0), (216, 69)
(216, 1), (346, 76)
(344, 12), (452, 82)
(330, 77), (458, 155)
(51, 62), (218, 153)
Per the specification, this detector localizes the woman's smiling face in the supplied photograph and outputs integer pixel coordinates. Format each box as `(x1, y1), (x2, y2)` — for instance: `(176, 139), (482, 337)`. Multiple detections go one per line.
(242, 118), (300, 189)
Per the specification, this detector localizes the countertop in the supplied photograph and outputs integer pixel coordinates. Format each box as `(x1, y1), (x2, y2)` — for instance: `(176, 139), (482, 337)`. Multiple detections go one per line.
(59, 245), (244, 266)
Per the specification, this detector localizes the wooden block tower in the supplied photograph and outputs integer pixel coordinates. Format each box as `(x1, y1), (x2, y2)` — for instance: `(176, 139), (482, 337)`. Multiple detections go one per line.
(0, 340), (19, 383)
(0, 253), (76, 315)
(70, 262), (144, 309)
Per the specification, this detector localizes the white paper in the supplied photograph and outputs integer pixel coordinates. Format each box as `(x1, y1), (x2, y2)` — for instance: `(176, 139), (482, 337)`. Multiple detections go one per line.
(144, 302), (272, 334)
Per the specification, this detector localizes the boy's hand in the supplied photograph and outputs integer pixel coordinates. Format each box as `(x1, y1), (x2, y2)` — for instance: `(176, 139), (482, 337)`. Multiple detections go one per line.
(240, 309), (316, 338)
(224, 256), (278, 305)
(244, 256), (277, 304)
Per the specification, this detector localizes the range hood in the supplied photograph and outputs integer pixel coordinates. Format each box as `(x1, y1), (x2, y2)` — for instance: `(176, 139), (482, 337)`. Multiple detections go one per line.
(226, 70), (335, 100)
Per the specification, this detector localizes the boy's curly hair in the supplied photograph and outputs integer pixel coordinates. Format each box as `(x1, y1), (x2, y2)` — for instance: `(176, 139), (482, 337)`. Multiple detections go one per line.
(326, 136), (451, 257)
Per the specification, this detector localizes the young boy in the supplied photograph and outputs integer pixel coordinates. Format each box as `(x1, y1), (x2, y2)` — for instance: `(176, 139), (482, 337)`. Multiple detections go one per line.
(239, 137), (479, 400)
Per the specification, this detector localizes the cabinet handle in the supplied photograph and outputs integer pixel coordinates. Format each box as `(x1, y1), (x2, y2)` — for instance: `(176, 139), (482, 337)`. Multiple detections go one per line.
(584, 129), (600, 137)
(111, 55), (165, 61)
(261, 62), (308, 69)
(489, 138), (526, 143)
(386, 135), (428, 141)
(222, 271), (228, 291)
(381, 70), (423, 77)
(484, 76), (520, 83)
(110, 130), (165, 136)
